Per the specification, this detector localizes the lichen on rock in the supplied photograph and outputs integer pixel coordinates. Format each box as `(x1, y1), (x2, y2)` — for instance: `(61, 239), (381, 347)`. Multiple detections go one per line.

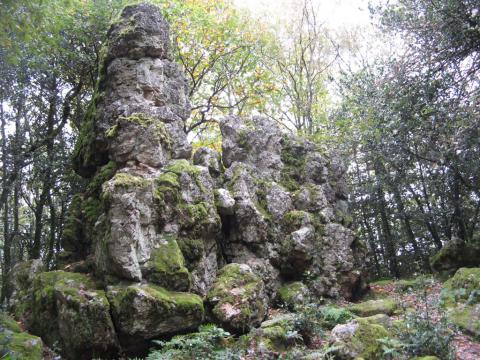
(207, 263), (268, 333)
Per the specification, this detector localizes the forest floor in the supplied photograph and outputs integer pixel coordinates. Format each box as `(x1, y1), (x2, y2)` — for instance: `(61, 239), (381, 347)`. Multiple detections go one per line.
(366, 279), (480, 360)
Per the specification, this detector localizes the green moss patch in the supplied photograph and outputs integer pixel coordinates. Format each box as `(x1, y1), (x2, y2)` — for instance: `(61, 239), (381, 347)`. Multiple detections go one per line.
(118, 112), (155, 127)
(349, 298), (398, 317)
(86, 161), (117, 195)
(207, 264), (266, 333)
(177, 237), (205, 266)
(280, 136), (307, 192)
(107, 283), (204, 337)
(111, 172), (150, 188)
(0, 326), (43, 360)
(448, 304), (480, 338)
(282, 210), (310, 233)
(277, 282), (309, 309)
(332, 319), (390, 360)
(145, 237), (191, 291)
(72, 91), (108, 177)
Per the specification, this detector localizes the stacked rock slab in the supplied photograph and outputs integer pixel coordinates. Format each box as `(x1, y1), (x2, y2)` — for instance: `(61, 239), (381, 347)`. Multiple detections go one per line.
(6, 3), (366, 358)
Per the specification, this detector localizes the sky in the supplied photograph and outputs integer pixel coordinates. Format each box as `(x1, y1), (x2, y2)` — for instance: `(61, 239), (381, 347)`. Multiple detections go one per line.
(232, 0), (373, 29)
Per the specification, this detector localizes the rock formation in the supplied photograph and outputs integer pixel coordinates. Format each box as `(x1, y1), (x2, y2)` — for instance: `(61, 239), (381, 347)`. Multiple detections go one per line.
(6, 3), (366, 358)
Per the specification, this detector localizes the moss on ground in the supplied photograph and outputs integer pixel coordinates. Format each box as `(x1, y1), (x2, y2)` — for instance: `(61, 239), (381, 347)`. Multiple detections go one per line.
(349, 298), (398, 317)
(447, 304), (480, 338)
(0, 325), (43, 360)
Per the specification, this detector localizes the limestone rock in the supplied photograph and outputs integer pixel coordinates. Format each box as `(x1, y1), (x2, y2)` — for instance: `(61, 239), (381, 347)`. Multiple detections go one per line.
(219, 115), (366, 301)
(330, 318), (389, 360)
(106, 283), (204, 351)
(441, 267), (480, 337)
(193, 147), (223, 178)
(206, 263), (268, 333)
(0, 313), (43, 360)
(16, 270), (119, 360)
(215, 188), (235, 215)
(6, 259), (44, 314)
(277, 282), (310, 310)
(430, 236), (480, 276)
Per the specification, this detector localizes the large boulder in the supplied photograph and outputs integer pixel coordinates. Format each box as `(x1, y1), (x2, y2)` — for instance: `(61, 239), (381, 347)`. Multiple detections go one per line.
(0, 312), (43, 360)
(206, 263), (268, 333)
(330, 318), (390, 360)
(106, 283), (204, 352)
(12, 270), (119, 360)
(441, 267), (480, 338)
(430, 236), (480, 276)
(219, 115), (366, 300)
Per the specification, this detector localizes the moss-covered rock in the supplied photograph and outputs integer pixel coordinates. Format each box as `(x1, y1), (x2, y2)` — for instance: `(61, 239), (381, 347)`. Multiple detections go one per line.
(24, 271), (119, 359)
(207, 263), (267, 334)
(349, 298), (399, 317)
(6, 260), (44, 318)
(245, 313), (299, 354)
(143, 237), (191, 291)
(277, 282), (310, 310)
(448, 304), (480, 338)
(395, 276), (434, 293)
(0, 313), (43, 360)
(443, 267), (480, 299)
(439, 268), (480, 338)
(107, 283), (204, 349)
(358, 314), (391, 328)
(430, 237), (480, 275)
(72, 91), (108, 178)
(330, 318), (390, 360)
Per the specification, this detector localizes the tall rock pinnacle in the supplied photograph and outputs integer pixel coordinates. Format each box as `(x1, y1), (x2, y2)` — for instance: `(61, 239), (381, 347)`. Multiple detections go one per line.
(6, 3), (367, 358)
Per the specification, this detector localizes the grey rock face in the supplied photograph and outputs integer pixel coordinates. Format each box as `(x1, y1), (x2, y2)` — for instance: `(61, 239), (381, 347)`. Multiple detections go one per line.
(193, 147), (223, 178)
(219, 115), (366, 299)
(106, 284), (204, 344)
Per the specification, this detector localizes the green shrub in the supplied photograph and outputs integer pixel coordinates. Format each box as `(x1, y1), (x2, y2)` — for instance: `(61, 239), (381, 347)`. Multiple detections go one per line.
(396, 310), (455, 359)
(292, 303), (355, 345)
(146, 324), (243, 360)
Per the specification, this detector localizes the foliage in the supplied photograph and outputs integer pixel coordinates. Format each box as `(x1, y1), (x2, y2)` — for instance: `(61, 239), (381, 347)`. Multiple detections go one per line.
(335, 0), (480, 279)
(293, 303), (356, 343)
(146, 324), (243, 360)
(396, 310), (456, 359)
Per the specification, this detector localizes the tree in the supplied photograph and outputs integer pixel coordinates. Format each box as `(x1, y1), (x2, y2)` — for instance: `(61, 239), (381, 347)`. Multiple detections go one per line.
(335, 0), (480, 277)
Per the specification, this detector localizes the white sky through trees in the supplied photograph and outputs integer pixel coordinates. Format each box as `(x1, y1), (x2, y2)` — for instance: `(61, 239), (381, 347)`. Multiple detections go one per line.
(233, 0), (372, 29)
